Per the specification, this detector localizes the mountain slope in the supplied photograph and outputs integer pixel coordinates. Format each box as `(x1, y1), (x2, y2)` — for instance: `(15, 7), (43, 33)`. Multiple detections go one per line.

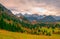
(0, 3), (24, 32)
(40, 15), (56, 22)
(0, 4), (12, 15)
(1, 3), (23, 22)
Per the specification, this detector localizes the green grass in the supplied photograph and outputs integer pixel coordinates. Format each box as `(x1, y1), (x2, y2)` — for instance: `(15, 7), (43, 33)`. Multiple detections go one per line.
(0, 30), (60, 39)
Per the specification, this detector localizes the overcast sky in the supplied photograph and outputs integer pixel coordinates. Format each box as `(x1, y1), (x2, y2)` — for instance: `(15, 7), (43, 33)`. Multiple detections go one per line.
(0, 0), (60, 16)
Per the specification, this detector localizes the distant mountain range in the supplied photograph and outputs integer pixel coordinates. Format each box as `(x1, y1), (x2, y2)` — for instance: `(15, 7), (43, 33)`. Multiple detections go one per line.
(15, 13), (60, 22)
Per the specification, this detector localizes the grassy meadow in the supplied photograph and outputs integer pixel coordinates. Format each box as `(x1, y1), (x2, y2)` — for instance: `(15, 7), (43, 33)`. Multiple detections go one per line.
(0, 30), (60, 39)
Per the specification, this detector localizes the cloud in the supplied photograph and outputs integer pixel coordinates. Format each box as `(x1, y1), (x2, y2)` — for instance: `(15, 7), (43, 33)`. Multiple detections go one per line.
(34, 0), (60, 9)
(0, 0), (60, 15)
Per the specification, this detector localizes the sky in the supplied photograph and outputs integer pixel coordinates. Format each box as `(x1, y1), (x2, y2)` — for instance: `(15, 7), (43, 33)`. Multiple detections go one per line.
(0, 0), (60, 16)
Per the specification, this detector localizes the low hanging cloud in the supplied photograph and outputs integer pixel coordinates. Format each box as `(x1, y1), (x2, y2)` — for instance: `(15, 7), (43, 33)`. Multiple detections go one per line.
(0, 0), (60, 15)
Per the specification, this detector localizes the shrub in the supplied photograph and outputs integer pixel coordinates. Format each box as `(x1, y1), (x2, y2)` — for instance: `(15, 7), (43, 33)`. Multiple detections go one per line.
(46, 32), (51, 36)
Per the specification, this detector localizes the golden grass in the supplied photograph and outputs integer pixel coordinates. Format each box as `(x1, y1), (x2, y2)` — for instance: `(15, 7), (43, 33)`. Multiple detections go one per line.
(0, 29), (60, 39)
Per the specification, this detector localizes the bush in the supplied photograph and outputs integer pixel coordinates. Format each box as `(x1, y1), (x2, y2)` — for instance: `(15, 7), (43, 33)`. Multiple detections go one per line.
(46, 32), (51, 36)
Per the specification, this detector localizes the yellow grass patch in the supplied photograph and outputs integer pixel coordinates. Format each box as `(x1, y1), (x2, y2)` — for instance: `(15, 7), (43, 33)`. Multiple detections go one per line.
(0, 29), (60, 39)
